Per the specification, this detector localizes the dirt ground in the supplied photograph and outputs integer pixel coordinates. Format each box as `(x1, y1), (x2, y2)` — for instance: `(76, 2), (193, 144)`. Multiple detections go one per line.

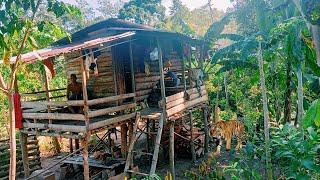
(37, 128), (240, 180)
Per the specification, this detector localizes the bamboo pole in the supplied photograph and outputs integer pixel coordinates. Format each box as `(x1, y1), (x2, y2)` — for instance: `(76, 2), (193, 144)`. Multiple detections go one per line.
(169, 121), (175, 180)
(20, 133), (30, 178)
(189, 110), (196, 162)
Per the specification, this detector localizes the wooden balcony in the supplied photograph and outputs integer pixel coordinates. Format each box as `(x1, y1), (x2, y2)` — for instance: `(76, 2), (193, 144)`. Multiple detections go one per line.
(140, 85), (208, 121)
(21, 93), (136, 139)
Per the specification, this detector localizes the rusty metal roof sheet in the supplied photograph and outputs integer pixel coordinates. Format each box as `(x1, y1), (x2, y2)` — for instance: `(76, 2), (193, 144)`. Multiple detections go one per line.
(5, 31), (135, 64)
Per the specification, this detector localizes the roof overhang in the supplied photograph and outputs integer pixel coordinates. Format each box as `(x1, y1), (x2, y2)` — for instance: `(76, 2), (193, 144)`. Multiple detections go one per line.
(2, 31), (135, 65)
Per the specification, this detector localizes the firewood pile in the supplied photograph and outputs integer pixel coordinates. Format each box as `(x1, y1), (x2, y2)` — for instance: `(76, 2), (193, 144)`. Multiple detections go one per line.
(162, 122), (205, 158)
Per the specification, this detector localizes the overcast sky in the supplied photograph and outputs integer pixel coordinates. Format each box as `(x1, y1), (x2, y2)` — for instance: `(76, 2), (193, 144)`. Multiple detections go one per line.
(63, 0), (234, 12)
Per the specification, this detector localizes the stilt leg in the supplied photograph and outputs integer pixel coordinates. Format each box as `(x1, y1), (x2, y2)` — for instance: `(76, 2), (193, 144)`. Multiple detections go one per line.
(189, 110), (196, 162)
(121, 124), (128, 157)
(20, 133), (30, 178)
(81, 133), (90, 180)
(169, 121), (175, 180)
(203, 106), (209, 154)
(75, 139), (80, 154)
(69, 139), (73, 153)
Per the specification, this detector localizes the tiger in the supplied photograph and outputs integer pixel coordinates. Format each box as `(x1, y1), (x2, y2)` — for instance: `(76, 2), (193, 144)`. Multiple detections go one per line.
(210, 120), (245, 155)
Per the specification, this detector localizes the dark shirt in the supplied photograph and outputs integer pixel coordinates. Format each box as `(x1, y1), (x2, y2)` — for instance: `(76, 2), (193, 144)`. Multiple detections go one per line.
(166, 71), (180, 87)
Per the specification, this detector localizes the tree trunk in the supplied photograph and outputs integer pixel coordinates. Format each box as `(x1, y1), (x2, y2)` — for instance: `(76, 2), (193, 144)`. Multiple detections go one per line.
(8, 94), (16, 180)
(224, 72), (229, 109)
(296, 62), (304, 126)
(258, 42), (272, 180)
(292, 0), (320, 66)
(284, 60), (292, 123)
(311, 25), (320, 67)
(214, 90), (220, 123)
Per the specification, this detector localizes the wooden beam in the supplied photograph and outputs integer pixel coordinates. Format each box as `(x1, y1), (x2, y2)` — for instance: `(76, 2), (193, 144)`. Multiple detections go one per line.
(89, 112), (136, 130)
(87, 93), (135, 106)
(19, 133), (30, 178)
(82, 133), (90, 180)
(22, 88), (66, 95)
(81, 58), (90, 131)
(166, 95), (208, 117)
(121, 124), (128, 157)
(135, 82), (157, 91)
(69, 138), (73, 153)
(129, 41), (136, 98)
(164, 86), (206, 103)
(169, 121), (175, 180)
(150, 113), (164, 175)
(88, 103), (136, 118)
(22, 112), (85, 121)
(22, 122), (86, 133)
(135, 76), (161, 83)
(20, 130), (82, 139)
(22, 100), (84, 108)
(157, 38), (166, 106)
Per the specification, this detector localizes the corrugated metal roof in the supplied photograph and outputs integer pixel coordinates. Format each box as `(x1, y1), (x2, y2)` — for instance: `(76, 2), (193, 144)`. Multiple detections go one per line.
(54, 18), (203, 46)
(5, 31), (135, 64)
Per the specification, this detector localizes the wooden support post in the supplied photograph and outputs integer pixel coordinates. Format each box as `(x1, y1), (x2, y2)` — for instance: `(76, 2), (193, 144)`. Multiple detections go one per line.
(169, 121), (175, 180)
(43, 65), (61, 154)
(203, 106), (209, 154)
(75, 139), (80, 152)
(43, 67), (52, 123)
(182, 54), (187, 92)
(150, 113), (164, 175)
(146, 119), (150, 154)
(152, 121), (156, 146)
(128, 121), (134, 144)
(124, 112), (141, 174)
(20, 133), (30, 178)
(121, 124), (128, 157)
(157, 38), (166, 104)
(108, 130), (114, 157)
(189, 110), (196, 162)
(81, 133), (90, 180)
(129, 41), (136, 98)
(80, 58), (90, 131)
(69, 138), (73, 153)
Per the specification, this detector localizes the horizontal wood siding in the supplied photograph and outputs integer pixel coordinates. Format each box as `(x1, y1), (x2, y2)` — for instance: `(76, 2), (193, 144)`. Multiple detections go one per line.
(65, 47), (115, 98)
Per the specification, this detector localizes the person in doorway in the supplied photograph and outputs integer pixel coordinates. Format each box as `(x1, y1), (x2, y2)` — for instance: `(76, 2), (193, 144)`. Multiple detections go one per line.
(67, 74), (83, 113)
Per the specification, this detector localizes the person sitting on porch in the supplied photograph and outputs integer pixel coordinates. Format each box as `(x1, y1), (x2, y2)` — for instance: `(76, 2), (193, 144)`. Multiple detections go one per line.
(164, 60), (180, 87)
(67, 74), (83, 113)
(67, 74), (83, 100)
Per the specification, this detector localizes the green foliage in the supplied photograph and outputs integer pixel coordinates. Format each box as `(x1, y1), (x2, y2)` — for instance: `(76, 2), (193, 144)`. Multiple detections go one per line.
(302, 0), (320, 25)
(158, 0), (195, 36)
(271, 124), (320, 178)
(303, 99), (320, 128)
(118, 0), (165, 25)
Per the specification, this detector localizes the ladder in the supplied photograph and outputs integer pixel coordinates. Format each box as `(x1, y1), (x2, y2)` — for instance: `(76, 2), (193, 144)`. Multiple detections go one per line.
(124, 112), (165, 177)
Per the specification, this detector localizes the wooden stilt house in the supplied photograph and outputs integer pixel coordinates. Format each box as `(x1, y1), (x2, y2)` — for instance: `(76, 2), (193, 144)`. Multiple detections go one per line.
(12, 19), (209, 179)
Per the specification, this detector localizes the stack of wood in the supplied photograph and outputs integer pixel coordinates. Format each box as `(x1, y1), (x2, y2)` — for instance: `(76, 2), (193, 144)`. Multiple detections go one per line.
(161, 122), (205, 159)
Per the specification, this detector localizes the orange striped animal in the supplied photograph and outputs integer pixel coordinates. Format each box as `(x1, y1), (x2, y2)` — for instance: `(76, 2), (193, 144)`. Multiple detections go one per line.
(210, 120), (245, 155)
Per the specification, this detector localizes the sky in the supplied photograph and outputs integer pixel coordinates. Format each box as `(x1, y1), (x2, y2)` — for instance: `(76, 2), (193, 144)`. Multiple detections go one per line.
(63, 0), (234, 13)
